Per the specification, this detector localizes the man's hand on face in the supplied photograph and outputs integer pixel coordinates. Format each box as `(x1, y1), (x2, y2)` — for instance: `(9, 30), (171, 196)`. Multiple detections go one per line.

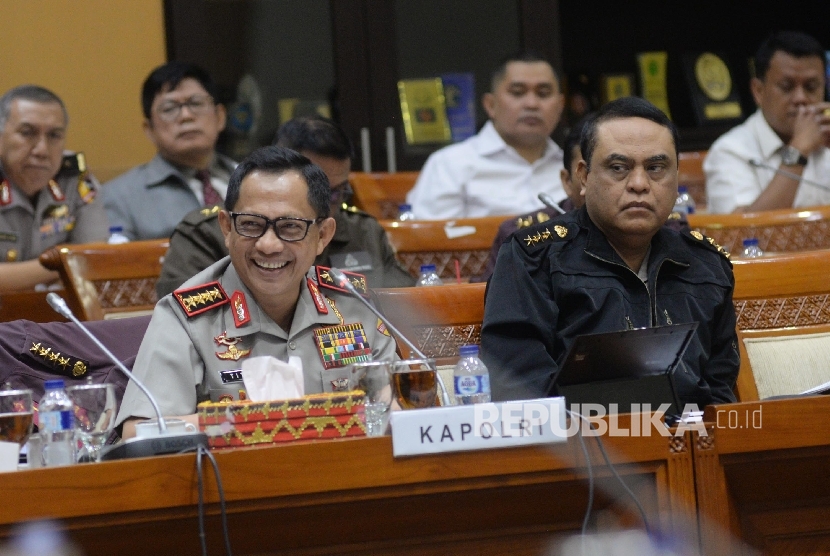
(791, 102), (830, 155)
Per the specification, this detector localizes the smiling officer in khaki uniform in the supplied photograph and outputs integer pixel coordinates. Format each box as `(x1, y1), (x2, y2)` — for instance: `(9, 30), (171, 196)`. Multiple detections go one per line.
(0, 85), (108, 292)
(116, 146), (398, 438)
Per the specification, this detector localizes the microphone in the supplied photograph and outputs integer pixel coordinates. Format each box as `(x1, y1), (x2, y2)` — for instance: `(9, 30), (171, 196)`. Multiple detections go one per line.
(326, 268), (453, 407)
(46, 293), (208, 460)
(537, 192), (567, 215)
(747, 158), (830, 193)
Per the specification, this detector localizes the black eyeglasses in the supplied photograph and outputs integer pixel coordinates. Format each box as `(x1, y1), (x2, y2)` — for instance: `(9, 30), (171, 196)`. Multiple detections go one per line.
(229, 212), (322, 241)
(155, 95), (215, 122)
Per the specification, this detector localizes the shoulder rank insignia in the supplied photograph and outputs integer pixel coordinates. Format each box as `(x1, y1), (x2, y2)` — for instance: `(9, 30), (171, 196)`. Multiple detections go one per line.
(230, 290), (250, 327)
(200, 205), (221, 217)
(174, 281), (229, 317)
(0, 180), (11, 206)
(316, 266), (369, 297)
(689, 230), (730, 259)
(307, 277), (329, 314)
(29, 341), (89, 377)
(521, 224), (570, 249)
(214, 331), (251, 361)
(47, 179), (65, 201)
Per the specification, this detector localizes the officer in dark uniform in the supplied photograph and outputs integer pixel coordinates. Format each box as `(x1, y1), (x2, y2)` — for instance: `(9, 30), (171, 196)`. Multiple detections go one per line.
(156, 116), (413, 297)
(0, 85), (108, 292)
(481, 97), (739, 409)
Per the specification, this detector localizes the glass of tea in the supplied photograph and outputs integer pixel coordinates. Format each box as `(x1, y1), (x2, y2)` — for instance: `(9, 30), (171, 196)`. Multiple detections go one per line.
(391, 358), (438, 409)
(0, 386), (34, 448)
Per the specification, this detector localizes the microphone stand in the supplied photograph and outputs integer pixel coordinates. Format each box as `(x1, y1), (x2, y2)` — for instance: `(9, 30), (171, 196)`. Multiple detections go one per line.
(46, 293), (208, 460)
(748, 159), (830, 193)
(326, 269), (453, 407)
(537, 192), (567, 215)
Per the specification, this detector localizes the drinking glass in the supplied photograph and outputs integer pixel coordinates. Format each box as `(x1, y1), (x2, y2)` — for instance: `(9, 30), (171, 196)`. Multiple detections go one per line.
(0, 386), (34, 447)
(66, 382), (115, 462)
(391, 358), (438, 409)
(349, 361), (394, 436)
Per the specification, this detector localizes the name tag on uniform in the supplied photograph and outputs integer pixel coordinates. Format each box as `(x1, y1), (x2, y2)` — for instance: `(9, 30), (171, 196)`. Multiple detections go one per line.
(330, 251), (373, 272)
(220, 369), (244, 384)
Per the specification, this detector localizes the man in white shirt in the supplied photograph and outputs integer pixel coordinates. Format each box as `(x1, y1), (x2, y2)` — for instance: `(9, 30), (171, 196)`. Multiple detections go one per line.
(705, 31), (830, 213)
(406, 51), (565, 219)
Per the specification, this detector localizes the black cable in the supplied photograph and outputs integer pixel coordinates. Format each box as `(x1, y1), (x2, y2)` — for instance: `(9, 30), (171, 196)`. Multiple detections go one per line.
(568, 409), (651, 536)
(193, 445), (234, 556)
(567, 409), (595, 537)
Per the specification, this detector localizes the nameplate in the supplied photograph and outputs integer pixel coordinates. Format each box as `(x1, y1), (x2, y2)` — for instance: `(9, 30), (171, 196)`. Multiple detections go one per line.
(389, 397), (567, 457)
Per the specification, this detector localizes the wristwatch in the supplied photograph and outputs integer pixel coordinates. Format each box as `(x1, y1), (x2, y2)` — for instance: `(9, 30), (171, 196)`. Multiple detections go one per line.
(781, 145), (808, 166)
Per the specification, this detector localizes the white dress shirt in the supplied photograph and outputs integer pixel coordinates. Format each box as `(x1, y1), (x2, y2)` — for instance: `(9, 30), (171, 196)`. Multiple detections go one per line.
(406, 121), (565, 220)
(704, 110), (830, 213)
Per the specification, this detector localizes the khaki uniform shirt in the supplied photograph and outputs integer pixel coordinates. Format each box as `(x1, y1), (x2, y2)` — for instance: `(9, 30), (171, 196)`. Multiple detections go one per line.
(0, 154), (109, 262)
(115, 258), (398, 425)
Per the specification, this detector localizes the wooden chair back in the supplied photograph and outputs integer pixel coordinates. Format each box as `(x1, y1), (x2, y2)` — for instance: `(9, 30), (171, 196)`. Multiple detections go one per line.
(373, 282), (486, 364)
(731, 250), (830, 401)
(0, 290), (69, 323)
(39, 240), (169, 321)
(381, 216), (505, 280)
(349, 171), (419, 220)
(688, 204), (830, 256)
(678, 150), (707, 211)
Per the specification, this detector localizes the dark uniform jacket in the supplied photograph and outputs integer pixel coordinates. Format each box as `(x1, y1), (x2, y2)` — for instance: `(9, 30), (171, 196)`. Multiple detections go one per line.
(155, 205), (415, 298)
(480, 206), (739, 408)
(0, 315), (151, 410)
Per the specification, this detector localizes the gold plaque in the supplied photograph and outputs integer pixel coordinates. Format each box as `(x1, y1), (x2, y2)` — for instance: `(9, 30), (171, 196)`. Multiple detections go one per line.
(398, 79), (452, 145)
(637, 52), (671, 119)
(600, 73), (634, 105)
(694, 53), (731, 101)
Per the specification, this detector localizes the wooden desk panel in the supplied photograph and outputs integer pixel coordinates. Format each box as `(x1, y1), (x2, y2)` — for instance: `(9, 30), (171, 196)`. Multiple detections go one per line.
(0, 414), (697, 555)
(696, 396), (830, 555)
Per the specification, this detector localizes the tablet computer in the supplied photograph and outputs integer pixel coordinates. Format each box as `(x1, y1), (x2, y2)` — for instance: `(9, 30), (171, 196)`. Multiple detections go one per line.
(554, 322), (699, 418)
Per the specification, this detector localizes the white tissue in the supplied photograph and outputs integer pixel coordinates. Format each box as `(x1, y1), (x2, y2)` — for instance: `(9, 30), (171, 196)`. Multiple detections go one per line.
(241, 355), (304, 401)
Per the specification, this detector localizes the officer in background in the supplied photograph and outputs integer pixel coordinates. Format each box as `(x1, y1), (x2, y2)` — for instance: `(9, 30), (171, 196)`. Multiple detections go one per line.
(117, 146), (398, 437)
(155, 115), (414, 297)
(0, 85), (108, 292)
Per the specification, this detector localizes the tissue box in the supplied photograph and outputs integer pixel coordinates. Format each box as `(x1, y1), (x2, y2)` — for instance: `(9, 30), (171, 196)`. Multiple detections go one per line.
(197, 390), (367, 449)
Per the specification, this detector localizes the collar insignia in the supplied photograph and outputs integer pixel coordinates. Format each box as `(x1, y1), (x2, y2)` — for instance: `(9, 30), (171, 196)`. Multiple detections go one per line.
(0, 180), (11, 206)
(316, 266), (369, 297)
(307, 277), (329, 314)
(214, 332), (251, 361)
(689, 230), (730, 259)
(47, 179), (65, 201)
(29, 341), (89, 377)
(230, 290), (250, 327)
(174, 281), (229, 317)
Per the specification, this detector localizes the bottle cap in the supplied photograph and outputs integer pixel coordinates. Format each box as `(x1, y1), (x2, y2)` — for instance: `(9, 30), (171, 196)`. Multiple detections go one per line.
(678, 185), (688, 193)
(109, 226), (124, 233)
(742, 238), (758, 247)
(399, 204), (412, 211)
(44, 379), (65, 389)
(419, 264), (437, 273)
(459, 344), (480, 356)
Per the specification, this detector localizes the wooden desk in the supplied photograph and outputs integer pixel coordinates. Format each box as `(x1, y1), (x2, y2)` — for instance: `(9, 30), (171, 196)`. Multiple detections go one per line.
(0, 414), (697, 555)
(696, 396), (830, 555)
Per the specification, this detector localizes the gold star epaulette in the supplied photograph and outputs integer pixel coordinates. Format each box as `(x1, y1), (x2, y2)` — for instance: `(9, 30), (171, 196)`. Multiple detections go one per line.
(515, 211), (552, 230)
(689, 230), (731, 260)
(316, 266), (369, 297)
(200, 204), (222, 217)
(174, 281), (230, 317)
(518, 222), (573, 252)
(28, 341), (89, 378)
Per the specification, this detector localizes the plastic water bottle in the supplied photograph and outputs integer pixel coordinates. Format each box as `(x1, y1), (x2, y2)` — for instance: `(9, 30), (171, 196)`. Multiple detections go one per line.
(741, 238), (764, 258)
(398, 204), (415, 221)
(39, 380), (75, 466)
(416, 264), (443, 286)
(107, 226), (130, 244)
(453, 345), (491, 405)
(674, 186), (696, 215)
